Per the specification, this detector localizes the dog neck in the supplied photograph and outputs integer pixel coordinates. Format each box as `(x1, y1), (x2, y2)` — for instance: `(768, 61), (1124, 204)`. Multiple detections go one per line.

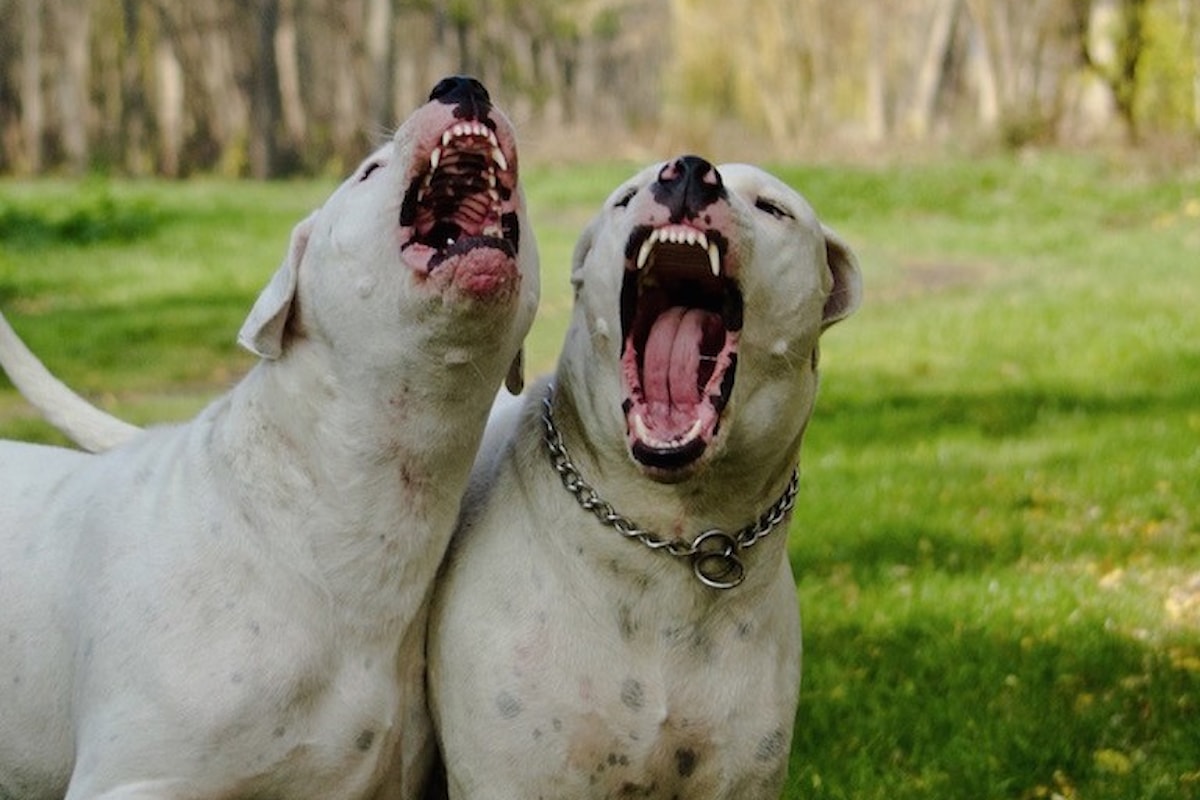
(538, 379), (799, 594)
(202, 343), (489, 630)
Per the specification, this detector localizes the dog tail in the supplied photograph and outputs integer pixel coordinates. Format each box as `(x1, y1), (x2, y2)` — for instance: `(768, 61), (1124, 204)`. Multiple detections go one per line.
(0, 310), (142, 452)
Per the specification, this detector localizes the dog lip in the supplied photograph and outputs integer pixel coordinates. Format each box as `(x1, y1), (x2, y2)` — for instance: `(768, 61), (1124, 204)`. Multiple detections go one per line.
(630, 435), (708, 472)
(397, 111), (520, 277)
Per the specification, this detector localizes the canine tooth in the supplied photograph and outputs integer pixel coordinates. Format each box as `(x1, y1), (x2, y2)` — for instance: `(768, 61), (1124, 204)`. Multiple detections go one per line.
(430, 147), (441, 170)
(632, 413), (651, 442)
(636, 237), (654, 270)
(708, 243), (721, 276)
(486, 129), (499, 147)
(441, 130), (453, 147)
(491, 146), (508, 172)
(697, 232), (709, 250)
(682, 417), (704, 442)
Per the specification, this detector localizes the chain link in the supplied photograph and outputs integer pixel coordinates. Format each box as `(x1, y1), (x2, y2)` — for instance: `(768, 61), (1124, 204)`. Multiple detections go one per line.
(541, 384), (799, 589)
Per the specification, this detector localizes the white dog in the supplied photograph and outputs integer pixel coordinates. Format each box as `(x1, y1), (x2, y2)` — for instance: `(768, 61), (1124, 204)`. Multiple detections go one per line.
(0, 76), (537, 800)
(427, 157), (861, 799)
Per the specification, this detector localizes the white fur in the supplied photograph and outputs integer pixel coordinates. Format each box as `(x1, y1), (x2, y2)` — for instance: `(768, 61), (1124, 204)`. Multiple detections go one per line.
(427, 162), (860, 799)
(0, 90), (538, 800)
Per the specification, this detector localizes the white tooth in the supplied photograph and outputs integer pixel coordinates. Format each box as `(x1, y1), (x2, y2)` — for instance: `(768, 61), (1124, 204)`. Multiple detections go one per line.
(681, 417), (704, 442)
(452, 124), (465, 138)
(637, 238), (653, 270)
(483, 223), (502, 237)
(487, 130), (499, 146)
(698, 232), (709, 250)
(491, 146), (508, 172)
(429, 147), (441, 170)
(441, 130), (453, 146)
(487, 171), (497, 188)
(686, 230), (697, 246)
(708, 243), (721, 277)
(632, 413), (651, 442)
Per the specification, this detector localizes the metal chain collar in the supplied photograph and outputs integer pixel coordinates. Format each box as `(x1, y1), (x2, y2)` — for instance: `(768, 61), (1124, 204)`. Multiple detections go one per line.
(540, 384), (799, 590)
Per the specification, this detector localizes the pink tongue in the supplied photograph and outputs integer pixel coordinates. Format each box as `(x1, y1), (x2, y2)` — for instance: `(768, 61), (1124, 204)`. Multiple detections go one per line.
(643, 307), (719, 434)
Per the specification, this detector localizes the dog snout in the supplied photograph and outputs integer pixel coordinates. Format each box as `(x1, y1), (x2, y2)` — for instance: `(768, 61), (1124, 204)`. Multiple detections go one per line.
(653, 155), (726, 223)
(428, 75), (493, 120)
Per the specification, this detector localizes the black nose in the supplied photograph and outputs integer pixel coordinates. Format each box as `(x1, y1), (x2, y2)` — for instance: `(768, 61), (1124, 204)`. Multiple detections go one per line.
(652, 155), (725, 222)
(428, 75), (492, 119)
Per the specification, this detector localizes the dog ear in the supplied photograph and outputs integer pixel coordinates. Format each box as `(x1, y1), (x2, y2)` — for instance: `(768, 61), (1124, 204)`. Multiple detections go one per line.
(820, 225), (863, 330)
(569, 220), (597, 293)
(504, 348), (525, 394)
(238, 212), (317, 359)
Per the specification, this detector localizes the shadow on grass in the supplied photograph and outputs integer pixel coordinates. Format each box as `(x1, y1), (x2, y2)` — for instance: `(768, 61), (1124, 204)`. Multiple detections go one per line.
(814, 379), (1200, 444)
(0, 189), (172, 251)
(0, 291), (255, 389)
(790, 614), (1199, 800)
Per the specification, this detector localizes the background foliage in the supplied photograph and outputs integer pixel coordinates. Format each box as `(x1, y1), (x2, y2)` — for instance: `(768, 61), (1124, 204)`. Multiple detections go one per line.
(2, 0), (1199, 177)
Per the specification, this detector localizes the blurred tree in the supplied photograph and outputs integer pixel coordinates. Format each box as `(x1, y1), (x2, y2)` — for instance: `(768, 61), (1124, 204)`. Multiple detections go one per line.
(1, 0), (1195, 176)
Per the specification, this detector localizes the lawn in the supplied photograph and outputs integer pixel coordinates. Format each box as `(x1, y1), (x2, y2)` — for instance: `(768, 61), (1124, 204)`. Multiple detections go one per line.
(2, 152), (1198, 799)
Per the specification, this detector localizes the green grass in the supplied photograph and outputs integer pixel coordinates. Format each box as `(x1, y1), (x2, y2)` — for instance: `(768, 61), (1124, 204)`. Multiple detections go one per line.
(2, 153), (1198, 798)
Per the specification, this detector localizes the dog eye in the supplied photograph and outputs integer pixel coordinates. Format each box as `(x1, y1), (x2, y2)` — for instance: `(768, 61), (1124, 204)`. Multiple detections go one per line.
(613, 187), (638, 208)
(359, 161), (384, 182)
(755, 197), (794, 220)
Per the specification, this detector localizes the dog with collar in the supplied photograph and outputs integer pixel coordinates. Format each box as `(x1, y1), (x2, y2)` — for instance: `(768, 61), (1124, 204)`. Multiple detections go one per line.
(0, 76), (537, 800)
(426, 156), (861, 799)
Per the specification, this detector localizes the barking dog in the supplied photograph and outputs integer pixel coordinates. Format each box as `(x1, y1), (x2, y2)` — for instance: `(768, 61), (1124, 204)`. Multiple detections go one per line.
(0, 76), (537, 800)
(427, 156), (860, 799)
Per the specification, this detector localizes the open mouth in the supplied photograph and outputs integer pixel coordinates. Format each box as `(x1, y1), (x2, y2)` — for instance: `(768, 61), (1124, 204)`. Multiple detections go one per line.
(620, 223), (743, 474)
(399, 120), (519, 279)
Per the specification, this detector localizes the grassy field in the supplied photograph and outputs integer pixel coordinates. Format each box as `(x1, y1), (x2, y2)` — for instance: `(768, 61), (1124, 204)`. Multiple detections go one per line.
(2, 152), (1198, 799)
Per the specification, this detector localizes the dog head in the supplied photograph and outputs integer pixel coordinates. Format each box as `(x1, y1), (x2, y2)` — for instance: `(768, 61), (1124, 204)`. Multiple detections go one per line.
(561, 157), (860, 483)
(239, 76), (537, 393)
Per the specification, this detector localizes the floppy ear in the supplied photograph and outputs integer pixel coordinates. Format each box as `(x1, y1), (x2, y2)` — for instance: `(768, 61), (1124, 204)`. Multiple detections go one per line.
(504, 348), (525, 394)
(569, 218), (597, 293)
(820, 225), (863, 330)
(238, 212), (317, 359)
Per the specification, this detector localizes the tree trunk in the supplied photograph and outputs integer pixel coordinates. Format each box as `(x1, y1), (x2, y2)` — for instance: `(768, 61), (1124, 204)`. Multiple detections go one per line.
(365, 0), (396, 131)
(120, 0), (151, 175)
(965, 0), (1000, 127)
(1190, 0), (1200, 134)
(906, 0), (961, 139)
(53, 0), (91, 173)
(864, 0), (887, 142)
(19, 0), (43, 173)
(275, 0), (306, 154)
(250, 0), (282, 178)
(155, 30), (184, 177)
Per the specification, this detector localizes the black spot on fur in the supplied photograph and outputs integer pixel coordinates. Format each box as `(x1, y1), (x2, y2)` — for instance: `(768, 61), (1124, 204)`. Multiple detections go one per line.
(755, 728), (787, 762)
(675, 747), (698, 777)
(495, 691), (523, 720)
(621, 678), (644, 711)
